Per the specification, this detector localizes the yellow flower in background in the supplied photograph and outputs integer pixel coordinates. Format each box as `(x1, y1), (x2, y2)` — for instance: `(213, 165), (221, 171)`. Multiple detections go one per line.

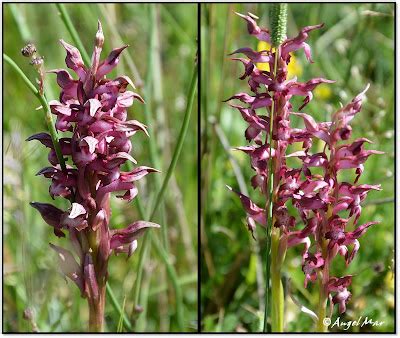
(314, 83), (332, 100)
(256, 41), (302, 78)
(256, 41), (332, 101)
(256, 41), (274, 72)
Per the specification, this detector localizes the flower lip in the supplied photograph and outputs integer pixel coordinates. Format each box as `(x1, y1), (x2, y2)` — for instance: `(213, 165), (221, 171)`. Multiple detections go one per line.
(68, 202), (87, 219)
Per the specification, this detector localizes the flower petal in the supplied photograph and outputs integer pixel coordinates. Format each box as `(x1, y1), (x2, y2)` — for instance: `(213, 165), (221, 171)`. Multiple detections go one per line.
(97, 45), (128, 78)
(120, 166), (160, 182)
(69, 202), (87, 219)
(110, 221), (160, 249)
(26, 133), (54, 148)
(84, 252), (99, 300)
(59, 39), (86, 78)
(226, 185), (266, 225)
(30, 202), (65, 237)
(50, 243), (84, 293)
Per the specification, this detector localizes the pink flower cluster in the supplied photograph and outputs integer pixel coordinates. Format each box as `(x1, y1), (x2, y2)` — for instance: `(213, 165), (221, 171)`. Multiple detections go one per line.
(28, 22), (159, 303)
(227, 13), (382, 314)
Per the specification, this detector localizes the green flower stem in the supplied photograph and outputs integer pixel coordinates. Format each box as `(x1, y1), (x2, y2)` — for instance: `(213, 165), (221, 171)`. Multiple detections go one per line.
(55, 3), (91, 66)
(264, 4), (288, 331)
(263, 46), (280, 333)
(270, 227), (285, 332)
(317, 222), (330, 332)
(316, 279), (328, 332)
(3, 53), (66, 172)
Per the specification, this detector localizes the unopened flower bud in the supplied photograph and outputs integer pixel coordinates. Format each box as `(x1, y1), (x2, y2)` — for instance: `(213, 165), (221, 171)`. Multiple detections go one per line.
(30, 56), (44, 69)
(21, 43), (37, 57)
(95, 21), (104, 49)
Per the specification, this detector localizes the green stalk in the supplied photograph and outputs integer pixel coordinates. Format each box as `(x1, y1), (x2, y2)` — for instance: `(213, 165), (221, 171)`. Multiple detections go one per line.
(263, 49), (278, 333)
(3, 53), (66, 172)
(316, 255), (328, 332)
(316, 278), (328, 332)
(143, 5), (161, 181)
(270, 228), (285, 332)
(264, 3), (287, 333)
(55, 3), (91, 66)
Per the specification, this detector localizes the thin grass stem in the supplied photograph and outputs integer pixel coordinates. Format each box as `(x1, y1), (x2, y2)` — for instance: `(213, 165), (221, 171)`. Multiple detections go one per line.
(3, 53), (66, 172)
(106, 283), (132, 331)
(132, 62), (197, 330)
(150, 233), (185, 331)
(148, 64), (198, 221)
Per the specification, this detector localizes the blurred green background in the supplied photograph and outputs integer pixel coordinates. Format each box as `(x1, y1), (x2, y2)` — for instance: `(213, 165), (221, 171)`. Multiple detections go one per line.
(200, 3), (394, 333)
(4, 3), (197, 332)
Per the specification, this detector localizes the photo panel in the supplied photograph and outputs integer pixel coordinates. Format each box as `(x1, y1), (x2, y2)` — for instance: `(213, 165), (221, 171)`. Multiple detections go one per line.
(200, 3), (395, 333)
(3, 3), (198, 333)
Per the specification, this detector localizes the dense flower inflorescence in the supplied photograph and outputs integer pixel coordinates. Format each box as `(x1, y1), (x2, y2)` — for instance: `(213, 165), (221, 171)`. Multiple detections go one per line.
(227, 12), (382, 315)
(28, 22), (159, 328)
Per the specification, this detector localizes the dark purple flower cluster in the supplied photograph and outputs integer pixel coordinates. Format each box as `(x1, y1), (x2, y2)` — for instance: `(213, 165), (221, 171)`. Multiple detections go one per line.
(227, 13), (382, 314)
(28, 22), (159, 318)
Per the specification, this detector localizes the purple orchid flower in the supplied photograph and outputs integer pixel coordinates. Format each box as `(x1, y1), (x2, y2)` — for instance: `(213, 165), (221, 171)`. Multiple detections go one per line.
(27, 21), (159, 331)
(227, 12), (382, 319)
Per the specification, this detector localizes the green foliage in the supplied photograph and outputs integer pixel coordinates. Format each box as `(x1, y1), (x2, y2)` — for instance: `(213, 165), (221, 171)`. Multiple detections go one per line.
(201, 3), (394, 333)
(4, 3), (197, 332)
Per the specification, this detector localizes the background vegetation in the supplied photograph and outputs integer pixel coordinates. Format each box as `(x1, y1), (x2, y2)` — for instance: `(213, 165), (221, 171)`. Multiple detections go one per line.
(200, 3), (394, 333)
(4, 3), (197, 332)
